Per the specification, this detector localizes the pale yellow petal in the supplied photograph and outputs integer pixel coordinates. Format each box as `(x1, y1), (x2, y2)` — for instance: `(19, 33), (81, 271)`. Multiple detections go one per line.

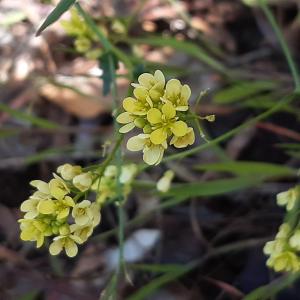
(154, 70), (165, 86)
(49, 240), (63, 255)
(147, 108), (162, 124)
(171, 121), (188, 137)
(143, 146), (163, 165)
(138, 73), (154, 88)
(65, 240), (78, 257)
(180, 84), (191, 101)
(166, 79), (181, 96)
(133, 87), (148, 100)
(162, 103), (176, 119)
(150, 128), (167, 145)
(119, 122), (135, 133)
(123, 97), (136, 113)
(20, 199), (37, 212)
(116, 112), (134, 124)
(127, 135), (146, 151)
(37, 200), (55, 214)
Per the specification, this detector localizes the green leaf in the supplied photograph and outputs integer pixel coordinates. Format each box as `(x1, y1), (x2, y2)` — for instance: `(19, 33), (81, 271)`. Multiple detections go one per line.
(126, 267), (191, 300)
(195, 161), (296, 177)
(100, 52), (118, 96)
(127, 36), (226, 73)
(36, 0), (76, 36)
(244, 273), (300, 300)
(100, 273), (118, 300)
(0, 103), (60, 129)
(214, 81), (277, 104)
(164, 176), (266, 202)
(129, 263), (187, 273)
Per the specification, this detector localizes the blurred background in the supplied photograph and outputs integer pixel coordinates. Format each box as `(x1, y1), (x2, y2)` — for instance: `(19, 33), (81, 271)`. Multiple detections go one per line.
(1, 0), (300, 299)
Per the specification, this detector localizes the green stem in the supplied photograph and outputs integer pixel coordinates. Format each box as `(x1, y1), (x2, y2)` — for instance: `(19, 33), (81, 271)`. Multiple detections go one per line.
(163, 93), (296, 162)
(259, 0), (300, 91)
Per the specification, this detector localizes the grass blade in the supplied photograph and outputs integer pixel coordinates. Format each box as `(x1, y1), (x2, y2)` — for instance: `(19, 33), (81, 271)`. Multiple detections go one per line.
(244, 273), (300, 300)
(195, 161), (296, 177)
(36, 0), (76, 36)
(0, 103), (60, 129)
(127, 36), (226, 73)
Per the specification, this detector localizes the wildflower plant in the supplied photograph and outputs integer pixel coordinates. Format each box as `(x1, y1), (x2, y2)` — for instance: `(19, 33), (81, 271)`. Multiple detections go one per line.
(117, 70), (197, 165)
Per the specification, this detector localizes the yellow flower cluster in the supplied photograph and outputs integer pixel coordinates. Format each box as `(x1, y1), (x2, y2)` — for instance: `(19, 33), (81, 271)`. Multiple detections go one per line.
(264, 186), (300, 272)
(117, 70), (195, 165)
(92, 164), (137, 204)
(61, 9), (102, 59)
(19, 164), (100, 257)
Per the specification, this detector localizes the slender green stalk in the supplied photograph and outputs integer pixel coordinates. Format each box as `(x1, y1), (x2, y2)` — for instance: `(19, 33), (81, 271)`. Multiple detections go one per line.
(259, 0), (300, 91)
(163, 93), (296, 162)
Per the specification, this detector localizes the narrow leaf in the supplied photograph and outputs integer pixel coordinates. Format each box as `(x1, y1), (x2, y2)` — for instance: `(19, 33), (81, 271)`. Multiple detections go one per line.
(36, 0), (76, 36)
(164, 176), (266, 202)
(195, 161), (296, 177)
(127, 36), (226, 73)
(244, 273), (300, 300)
(0, 103), (60, 129)
(214, 81), (276, 104)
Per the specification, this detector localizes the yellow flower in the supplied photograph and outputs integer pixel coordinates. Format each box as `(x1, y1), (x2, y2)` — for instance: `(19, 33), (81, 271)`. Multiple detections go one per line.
(57, 163), (82, 181)
(132, 70), (165, 101)
(170, 127), (195, 148)
(263, 240), (285, 256)
(277, 187), (299, 211)
(19, 219), (51, 248)
(147, 102), (188, 145)
(127, 134), (166, 165)
(71, 223), (94, 242)
(49, 175), (70, 200)
(73, 172), (93, 192)
(157, 170), (174, 193)
(162, 79), (191, 111)
(74, 37), (91, 53)
(289, 230), (300, 250)
(30, 180), (50, 195)
(90, 202), (101, 226)
(20, 198), (56, 218)
(55, 196), (75, 219)
(72, 200), (94, 226)
(49, 234), (82, 257)
(268, 251), (300, 273)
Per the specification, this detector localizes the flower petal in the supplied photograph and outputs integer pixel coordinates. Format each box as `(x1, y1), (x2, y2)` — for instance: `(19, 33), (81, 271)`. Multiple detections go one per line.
(180, 84), (191, 102)
(154, 70), (165, 86)
(150, 128), (167, 145)
(123, 97), (136, 113)
(65, 240), (78, 257)
(133, 87), (148, 100)
(127, 135), (145, 151)
(171, 121), (188, 137)
(119, 122), (135, 133)
(143, 146), (163, 165)
(49, 240), (63, 255)
(138, 73), (154, 88)
(147, 108), (162, 124)
(162, 103), (176, 119)
(20, 199), (37, 212)
(37, 200), (55, 214)
(166, 79), (181, 96)
(116, 112), (134, 124)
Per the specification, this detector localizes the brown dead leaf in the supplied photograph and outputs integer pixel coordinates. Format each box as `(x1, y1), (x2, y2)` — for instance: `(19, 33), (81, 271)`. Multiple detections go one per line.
(39, 75), (128, 119)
